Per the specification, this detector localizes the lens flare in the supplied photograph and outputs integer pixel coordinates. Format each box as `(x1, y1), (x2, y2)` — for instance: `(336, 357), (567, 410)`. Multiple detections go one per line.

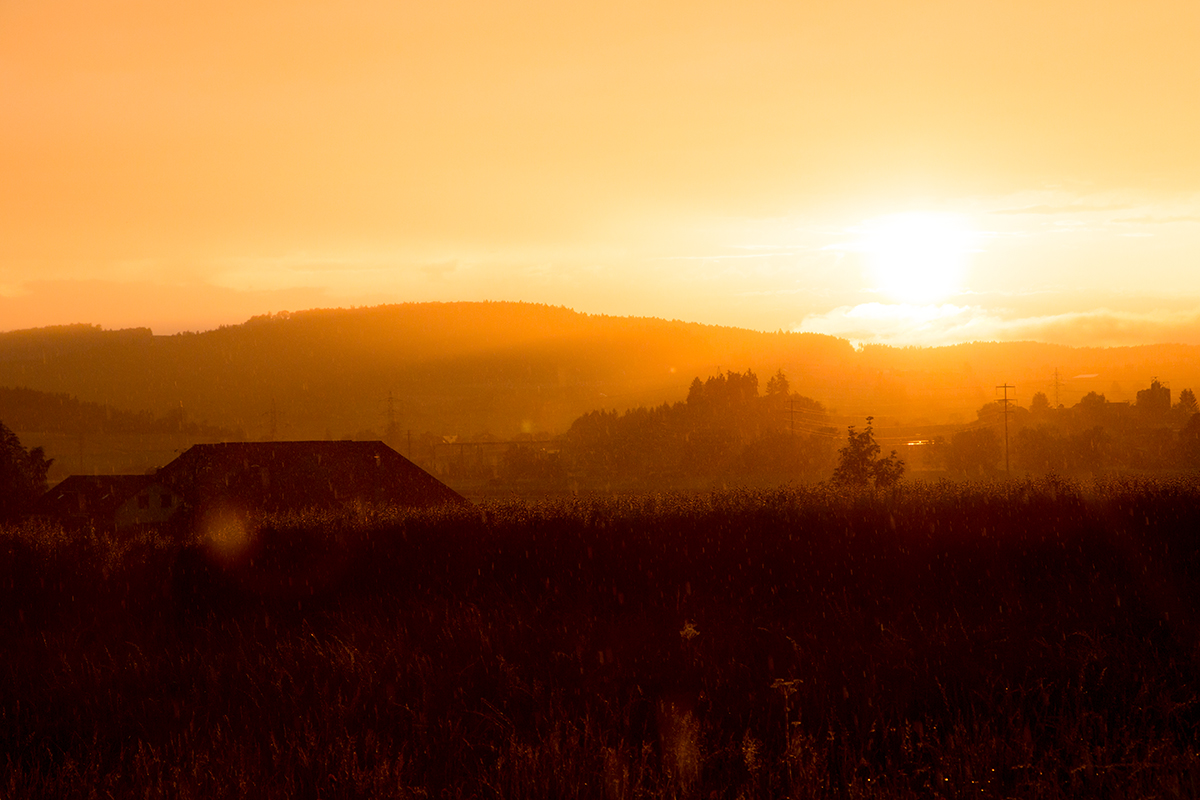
(200, 503), (254, 566)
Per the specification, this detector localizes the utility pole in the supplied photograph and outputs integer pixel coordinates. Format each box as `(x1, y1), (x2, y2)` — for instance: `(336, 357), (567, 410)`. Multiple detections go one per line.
(996, 384), (1014, 477)
(1053, 368), (1061, 408)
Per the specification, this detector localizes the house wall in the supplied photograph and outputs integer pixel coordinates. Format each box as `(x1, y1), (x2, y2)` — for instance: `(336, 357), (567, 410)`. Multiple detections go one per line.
(114, 484), (181, 529)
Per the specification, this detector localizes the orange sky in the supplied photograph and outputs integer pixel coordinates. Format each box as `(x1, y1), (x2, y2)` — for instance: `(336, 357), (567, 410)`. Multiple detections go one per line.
(3, 1), (1200, 346)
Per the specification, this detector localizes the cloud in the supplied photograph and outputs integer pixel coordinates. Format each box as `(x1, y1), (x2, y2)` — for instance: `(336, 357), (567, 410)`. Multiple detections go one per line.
(797, 304), (992, 346)
(1112, 215), (1200, 225)
(653, 252), (796, 261)
(1011, 309), (1200, 348)
(991, 203), (1137, 216)
(797, 303), (1200, 348)
(420, 260), (458, 280)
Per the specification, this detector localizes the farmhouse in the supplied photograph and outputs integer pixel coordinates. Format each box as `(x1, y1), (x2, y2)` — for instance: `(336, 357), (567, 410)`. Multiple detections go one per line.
(32, 474), (181, 531)
(33, 440), (466, 532)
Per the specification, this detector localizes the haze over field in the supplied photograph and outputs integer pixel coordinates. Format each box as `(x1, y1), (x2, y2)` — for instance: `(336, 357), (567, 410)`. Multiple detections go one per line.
(4, 1), (1200, 346)
(3, 304), (1200, 490)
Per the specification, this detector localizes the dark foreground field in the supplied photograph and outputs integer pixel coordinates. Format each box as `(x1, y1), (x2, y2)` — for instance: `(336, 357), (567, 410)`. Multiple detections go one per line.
(4, 477), (1200, 798)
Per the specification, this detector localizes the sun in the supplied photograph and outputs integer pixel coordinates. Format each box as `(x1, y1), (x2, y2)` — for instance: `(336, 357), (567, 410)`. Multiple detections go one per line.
(857, 212), (974, 304)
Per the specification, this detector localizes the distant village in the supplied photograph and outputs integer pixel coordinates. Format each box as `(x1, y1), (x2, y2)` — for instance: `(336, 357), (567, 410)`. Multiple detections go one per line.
(2, 368), (1199, 530)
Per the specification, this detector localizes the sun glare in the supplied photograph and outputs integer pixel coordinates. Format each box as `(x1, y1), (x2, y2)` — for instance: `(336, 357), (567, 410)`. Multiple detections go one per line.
(858, 212), (975, 304)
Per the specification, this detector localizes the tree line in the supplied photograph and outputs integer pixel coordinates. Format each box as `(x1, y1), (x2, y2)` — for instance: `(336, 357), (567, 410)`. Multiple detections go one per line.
(930, 381), (1200, 476)
(0, 387), (238, 439)
(490, 369), (837, 491)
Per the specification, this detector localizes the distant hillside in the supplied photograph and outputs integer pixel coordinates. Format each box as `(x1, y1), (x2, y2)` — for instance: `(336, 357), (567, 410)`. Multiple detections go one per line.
(0, 386), (236, 439)
(2, 302), (1200, 446)
(0, 304), (847, 441)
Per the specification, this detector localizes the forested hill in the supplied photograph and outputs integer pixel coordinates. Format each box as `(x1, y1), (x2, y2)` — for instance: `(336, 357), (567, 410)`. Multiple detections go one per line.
(0, 305), (851, 440)
(0, 386), (236, 439)
(2, 303), (1200, 441)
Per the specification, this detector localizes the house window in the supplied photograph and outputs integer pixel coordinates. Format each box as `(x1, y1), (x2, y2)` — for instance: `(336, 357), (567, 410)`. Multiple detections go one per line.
(160, 494), (173, 509)
(138, 495), (150, 509)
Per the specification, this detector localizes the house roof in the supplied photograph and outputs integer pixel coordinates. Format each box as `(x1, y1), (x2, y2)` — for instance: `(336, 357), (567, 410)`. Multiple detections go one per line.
(31, 474), (154, 521)
(157, 440), (467, 512)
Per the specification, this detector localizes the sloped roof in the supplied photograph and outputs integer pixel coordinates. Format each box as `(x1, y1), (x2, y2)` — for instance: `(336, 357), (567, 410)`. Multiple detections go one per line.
(31, 474), (153, 521)
(157, 440), (467, 511)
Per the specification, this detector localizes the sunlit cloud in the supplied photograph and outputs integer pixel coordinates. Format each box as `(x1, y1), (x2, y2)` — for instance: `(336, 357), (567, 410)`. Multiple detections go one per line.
(1115, 215), (1200, 225)
(798, 303), (988, 346)
(653, 252), (801, 261)
(2, 186), (1200, 345)
(798, 303), (1200, 348)
(1011, 308), (1200, 348)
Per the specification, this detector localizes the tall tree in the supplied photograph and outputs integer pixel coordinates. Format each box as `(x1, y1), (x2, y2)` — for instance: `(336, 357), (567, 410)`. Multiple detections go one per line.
(765, 369), (790, 397)
(0, 421), (53, 520)
(1175, 388), (1198, 423)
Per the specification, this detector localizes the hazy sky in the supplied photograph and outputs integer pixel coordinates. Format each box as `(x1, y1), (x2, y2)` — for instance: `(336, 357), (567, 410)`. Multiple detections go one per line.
(4, 1), (1200, 346)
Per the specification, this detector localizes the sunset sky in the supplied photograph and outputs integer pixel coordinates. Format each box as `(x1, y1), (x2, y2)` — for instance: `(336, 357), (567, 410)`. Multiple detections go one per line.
(3, 1), (1199, 347)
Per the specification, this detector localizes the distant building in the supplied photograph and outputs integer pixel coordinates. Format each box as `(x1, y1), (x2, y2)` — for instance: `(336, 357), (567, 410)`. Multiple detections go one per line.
(31, 475), (180, 532)
(32, 441), (467, 532)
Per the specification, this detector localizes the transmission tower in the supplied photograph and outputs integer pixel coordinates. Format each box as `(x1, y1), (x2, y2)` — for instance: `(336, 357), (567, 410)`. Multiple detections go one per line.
(996, 384), (1014, 477)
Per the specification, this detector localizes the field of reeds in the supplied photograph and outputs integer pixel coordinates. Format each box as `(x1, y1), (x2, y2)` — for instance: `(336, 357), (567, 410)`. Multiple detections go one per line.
(3, 476), (1200, 798)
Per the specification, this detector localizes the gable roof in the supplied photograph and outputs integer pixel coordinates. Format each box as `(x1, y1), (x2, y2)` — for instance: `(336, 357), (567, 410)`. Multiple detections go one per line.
(31, 474), (154, 522)
(157, 440), (467, 512)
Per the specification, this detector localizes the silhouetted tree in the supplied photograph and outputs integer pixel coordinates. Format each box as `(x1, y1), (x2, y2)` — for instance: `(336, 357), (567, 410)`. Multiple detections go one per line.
(501, 444), (567, 487)
(1069, 426), (1112, 473)
(1175, 389), (1198, 425)
(1136, 379), (1171, 420)
(942, 427), (1001, 476)
(1029, 391), (1051, 415)
(1179, 413), (1200, 469)
(0, 421), (52, 520)
(1075, 391), (1109, 427)
(831, 417), (904, 490)
(1015, 426), (1069, 474)
(564, 369), (831, 486)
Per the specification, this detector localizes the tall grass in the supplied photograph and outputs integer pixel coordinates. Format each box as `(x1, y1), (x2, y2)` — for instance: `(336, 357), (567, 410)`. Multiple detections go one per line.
(3, 476), (1200, 797)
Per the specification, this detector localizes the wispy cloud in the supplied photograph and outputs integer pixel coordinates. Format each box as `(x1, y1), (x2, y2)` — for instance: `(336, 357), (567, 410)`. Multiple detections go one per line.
(420, 260), (458, 280)
(992, 203), (1137, 216)
(652, 252), (795, 261)
(1112, 215), (1200, 225)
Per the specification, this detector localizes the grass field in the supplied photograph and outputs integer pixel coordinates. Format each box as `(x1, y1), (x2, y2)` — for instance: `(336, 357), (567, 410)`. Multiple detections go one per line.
(3, 476), (1200, 798)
